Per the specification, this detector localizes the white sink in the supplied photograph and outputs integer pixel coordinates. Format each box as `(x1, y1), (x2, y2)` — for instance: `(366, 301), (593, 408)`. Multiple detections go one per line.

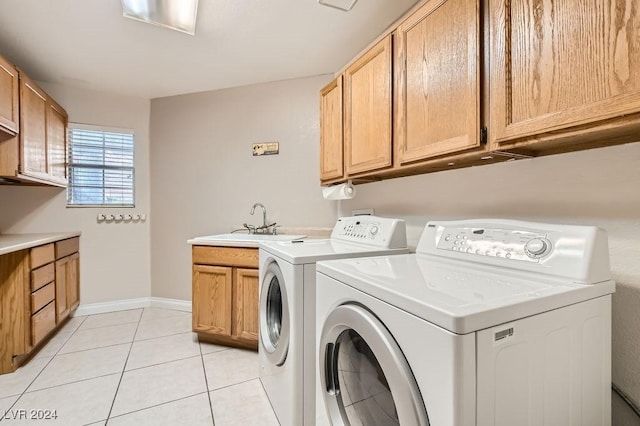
(189, 233), (306, 248)
(194, 233), (305, 242)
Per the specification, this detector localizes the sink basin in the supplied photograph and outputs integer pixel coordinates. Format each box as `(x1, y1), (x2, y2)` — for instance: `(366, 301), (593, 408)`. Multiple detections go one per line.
(189, 233), (306, 248)
(194, 233), (305, 242)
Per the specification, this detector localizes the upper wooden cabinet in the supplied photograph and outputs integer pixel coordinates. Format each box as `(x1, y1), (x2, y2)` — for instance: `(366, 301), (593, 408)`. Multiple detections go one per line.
(0, 54), (19, 140)
(20, 74), (48, 178)
(395, 0), (481, 165)
(319, 76), (344, 183)
(490, 0), (640, 148)
(0, 67), (68, 187)
(47, 99), (68, 181)
(320, 0), (640, 185)
(344, 35), (393, 176)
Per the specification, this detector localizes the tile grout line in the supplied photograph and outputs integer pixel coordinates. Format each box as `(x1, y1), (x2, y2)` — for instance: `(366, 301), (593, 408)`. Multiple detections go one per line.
(258, 376), (281, 425)
(53, 340), (135, 357)
(105, 391), (211, 423)
(0, 315), (88, 422)
(21, 372), (125, 395)
(75, 320), (140, 332)
(103, 311), (144, 425)
(199, 342), (216, 426)
(209, 376), (264, 393)
(133, 330), (199, 343)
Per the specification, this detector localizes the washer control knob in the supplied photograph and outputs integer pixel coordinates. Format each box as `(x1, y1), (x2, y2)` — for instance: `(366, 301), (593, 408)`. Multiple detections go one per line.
(525, 238), (551, 258)
(370, 225), (379, 236)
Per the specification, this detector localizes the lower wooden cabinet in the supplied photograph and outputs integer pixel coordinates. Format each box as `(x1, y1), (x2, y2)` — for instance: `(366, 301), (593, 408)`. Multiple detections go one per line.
(55, 252), (79, 322)
(31, 301), (55, 346)
(192, 246), (259, 350)
(233, 268), (259, 342)
(193, 265), (233, 336)
(0, 250), (29, 374)
(0, 235), (80, 375)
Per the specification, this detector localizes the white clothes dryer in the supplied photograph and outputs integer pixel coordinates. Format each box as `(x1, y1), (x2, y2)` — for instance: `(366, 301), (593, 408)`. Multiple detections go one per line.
(315, 219), (615, 426)
(259, 216), (409, 426)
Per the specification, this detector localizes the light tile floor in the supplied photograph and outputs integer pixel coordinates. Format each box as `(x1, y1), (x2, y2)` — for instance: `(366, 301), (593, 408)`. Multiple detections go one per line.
(0, 308), (279, 425)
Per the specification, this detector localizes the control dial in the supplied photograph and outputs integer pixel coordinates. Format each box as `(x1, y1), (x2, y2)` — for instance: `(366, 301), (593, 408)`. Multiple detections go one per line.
(524, 238), (551, 258)
(370, 225), (379, 236)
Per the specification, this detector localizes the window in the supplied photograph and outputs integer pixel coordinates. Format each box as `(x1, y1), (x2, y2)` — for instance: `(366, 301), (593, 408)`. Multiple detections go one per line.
(67, 124), (135, 207)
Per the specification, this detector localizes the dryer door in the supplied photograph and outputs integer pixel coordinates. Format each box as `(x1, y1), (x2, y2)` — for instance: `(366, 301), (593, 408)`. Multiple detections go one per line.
(259, 259), (290, 366)
(319, 303), (429, 426)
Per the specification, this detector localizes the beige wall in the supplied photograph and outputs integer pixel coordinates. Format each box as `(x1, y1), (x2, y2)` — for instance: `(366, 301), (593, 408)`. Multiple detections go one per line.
(0, 82), (151, 305)
(149, 75), (336, 301)
(339, 141), (640, 409)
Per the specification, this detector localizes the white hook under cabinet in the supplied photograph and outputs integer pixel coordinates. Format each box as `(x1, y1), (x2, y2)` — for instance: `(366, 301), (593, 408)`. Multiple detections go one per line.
(97, 213), (147, 223)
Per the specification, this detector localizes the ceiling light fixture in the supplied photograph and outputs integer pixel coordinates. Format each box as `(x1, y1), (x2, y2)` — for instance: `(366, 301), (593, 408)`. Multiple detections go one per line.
(318, 0), (358, 12)
(121, 0), (198, 35)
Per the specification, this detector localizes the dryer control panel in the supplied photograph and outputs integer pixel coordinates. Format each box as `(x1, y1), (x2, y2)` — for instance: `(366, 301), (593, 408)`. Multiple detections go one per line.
(417, 219), (611, 284)
(436, 227), (551, 262)
(331, 216), (407, 249)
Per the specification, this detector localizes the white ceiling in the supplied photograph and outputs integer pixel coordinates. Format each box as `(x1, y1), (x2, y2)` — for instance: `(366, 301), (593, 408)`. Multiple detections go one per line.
(0, 0), (419, 99)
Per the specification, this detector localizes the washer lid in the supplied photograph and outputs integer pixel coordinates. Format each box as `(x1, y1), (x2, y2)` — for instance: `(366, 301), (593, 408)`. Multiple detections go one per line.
(260, 239), (409, 265)
(316, 254), (615, 334)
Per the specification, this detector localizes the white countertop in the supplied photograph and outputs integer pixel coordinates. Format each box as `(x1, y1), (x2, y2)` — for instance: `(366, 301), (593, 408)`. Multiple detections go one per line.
(188, 233), (307, 248)
(0, 232), (82, 256)
(188, 226), (332, 248)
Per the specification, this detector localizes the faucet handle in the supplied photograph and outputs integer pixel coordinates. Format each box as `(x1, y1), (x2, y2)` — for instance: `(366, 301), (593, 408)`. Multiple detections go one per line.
(272, 224), (282, 235)
(242, 223), (256, 234)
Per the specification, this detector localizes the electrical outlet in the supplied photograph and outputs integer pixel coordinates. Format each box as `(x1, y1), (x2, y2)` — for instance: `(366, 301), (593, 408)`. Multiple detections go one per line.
(352, 208), (374, 216)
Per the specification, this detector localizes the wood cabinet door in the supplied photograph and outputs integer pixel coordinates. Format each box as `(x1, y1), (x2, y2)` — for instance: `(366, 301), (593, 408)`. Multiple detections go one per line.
(65, 253), (79, 312)
(233, 268), (259, 342)
(0, 55), (19, 137)
(320, 76), (344, 182)
(0, 251), (29, 374)
(55, 258), (69, 322)
(490, 0), (640, 146)
(344, 35), (393, 175)
(395, 0), (480, 164)
(47, 100), (68, 182)
(54, 250), (79, 324)
(19, 75), (48, 177)
(192, 265), (233, 336)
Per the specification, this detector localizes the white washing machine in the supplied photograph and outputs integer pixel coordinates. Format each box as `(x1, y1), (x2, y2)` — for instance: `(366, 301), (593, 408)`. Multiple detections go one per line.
(259, 216), (409, 426)
(315, 219), (615, 426)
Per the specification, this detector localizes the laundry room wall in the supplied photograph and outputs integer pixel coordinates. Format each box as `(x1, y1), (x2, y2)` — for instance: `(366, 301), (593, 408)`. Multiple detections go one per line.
(0, 82), (152, 306)
(339, 141), (640, 417)
(149, 75), (337, 302)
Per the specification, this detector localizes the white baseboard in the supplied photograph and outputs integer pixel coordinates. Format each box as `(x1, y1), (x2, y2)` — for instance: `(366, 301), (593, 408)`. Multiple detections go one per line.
(74, 297), (192, 316)
(149, 297), (192, 312)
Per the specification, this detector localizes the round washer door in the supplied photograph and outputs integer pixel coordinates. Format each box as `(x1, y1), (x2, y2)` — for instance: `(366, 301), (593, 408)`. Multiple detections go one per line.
(319, 304), (429, 426)
(259, 259), (290, 366)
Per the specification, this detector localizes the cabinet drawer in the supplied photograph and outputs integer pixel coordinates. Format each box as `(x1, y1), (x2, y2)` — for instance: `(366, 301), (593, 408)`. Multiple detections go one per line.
(31, 262), (55, 291)
(32, 301), (55, 345)
(32, 282), (55, 313)
(30, 243), (54, 269)
(55, 237), (79, 259)
(192, 246), (258, 268)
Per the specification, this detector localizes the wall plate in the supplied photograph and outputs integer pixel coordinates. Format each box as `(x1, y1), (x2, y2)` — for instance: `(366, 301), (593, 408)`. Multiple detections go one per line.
(252, 142), (279, 156)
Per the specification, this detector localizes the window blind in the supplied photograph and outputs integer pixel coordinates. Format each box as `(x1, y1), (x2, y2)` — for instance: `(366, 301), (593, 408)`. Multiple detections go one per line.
(67, 124), (135, 207)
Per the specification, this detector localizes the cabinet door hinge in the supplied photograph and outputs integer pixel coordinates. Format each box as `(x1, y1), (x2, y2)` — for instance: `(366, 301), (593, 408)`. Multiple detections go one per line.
(480, 126), (488, 145)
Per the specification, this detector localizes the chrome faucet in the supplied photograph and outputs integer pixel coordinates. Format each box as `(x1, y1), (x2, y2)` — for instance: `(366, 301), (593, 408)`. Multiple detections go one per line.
(248, 203), (278, 234)
(250, 203), (267, 228)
